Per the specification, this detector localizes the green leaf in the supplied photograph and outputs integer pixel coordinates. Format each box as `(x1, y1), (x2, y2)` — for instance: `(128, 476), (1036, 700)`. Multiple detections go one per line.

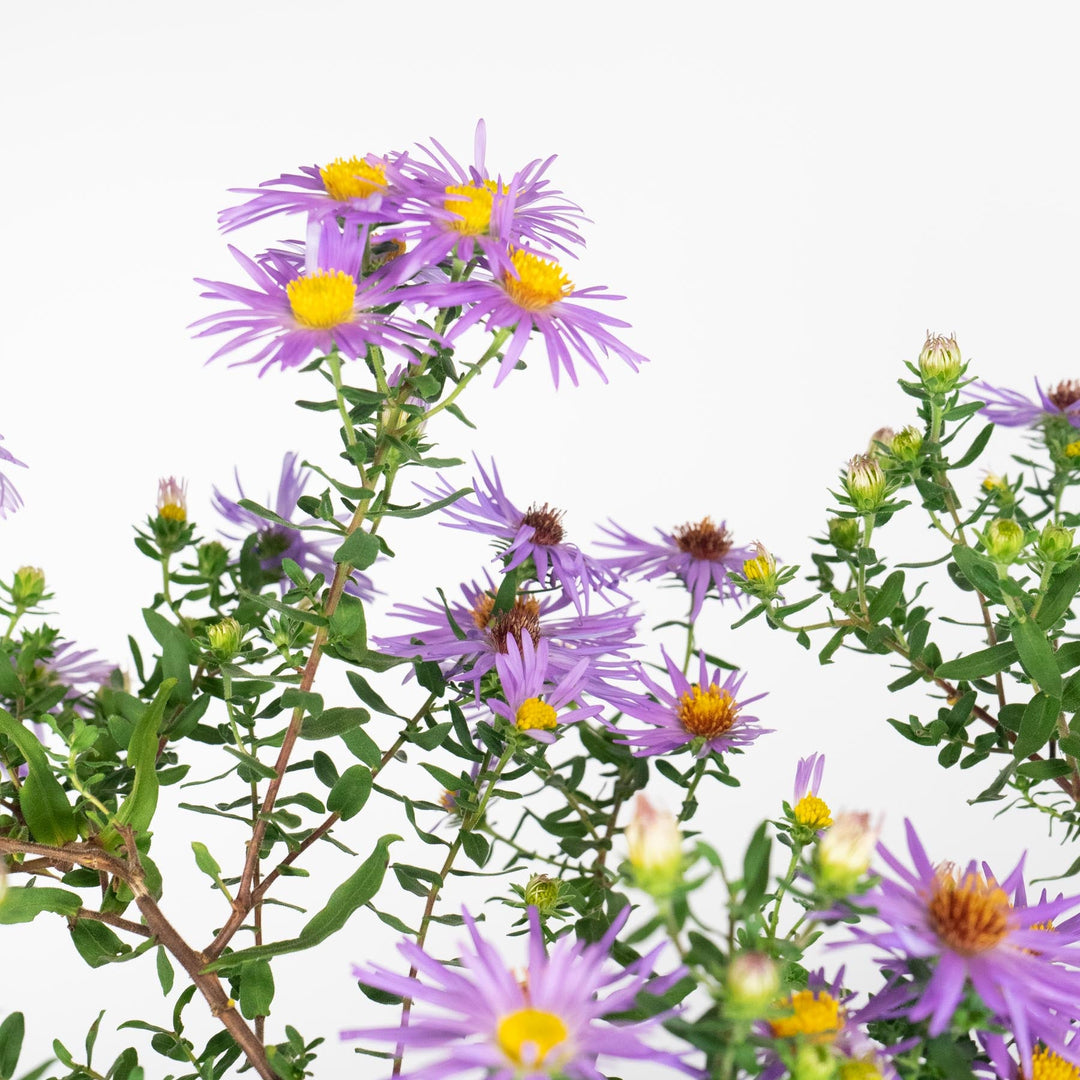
(1011, 617), (1063, 698)
(239, 959), (275, 1020)
(156, 947), (174, 995)
(868, 570), (905, 623)
(0, 1012), (24, 1080)
(1036, 561), (1080, 630)
(191, 841), (222, 880)
(326, 765), (372, 821)
(0, 708), (77, 845)
(951, 545), (1003, 603)
(741, 822), (771, 910)
(1017, 759), (1073, 780)
(935, 643), (1018, 680)
(238, 589), (329, 628)
(235, 499), (295, 529)
(345, 670), (400, 717)
(383, 487), (472, 519)
(110, 680), (175, 839)
(1013, 692), (1062, 759)
(334, 531), (381, 571)
(0, 886), (82, 924)
(203, 834), (400, 973)
(300, 706), (368, 741)
(70, 919), (133, 968)
(328, 594), (367, 658)
(409, 723), (452, 751)
(141, 609), (193, 703)
(340, 726), (381, 768)
(950, 423), (994, 470)
(281, 689), (323, 719)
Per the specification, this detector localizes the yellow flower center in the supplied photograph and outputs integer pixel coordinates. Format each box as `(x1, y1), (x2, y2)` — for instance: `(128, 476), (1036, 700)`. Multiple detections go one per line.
(159, 503), (186, 522)
(678, 683), (738, 739)
(515, 697), (557, 732)
(319, 156), (386, 201)
(1065, 440), (1080, 459)
(503, 249), (573, 311)
(495, 1008), (569, 1068)
(742, 554), (772, 581)
(769, 990), (843, 1042)
(794, 794), (833, 830)
(840, 1061), (885, 1080)
(444, 180), (501, 235)
(1030, 1047), (1080, 1080)
(286, 270), (357, 330)
(926, 867), (1012, 954)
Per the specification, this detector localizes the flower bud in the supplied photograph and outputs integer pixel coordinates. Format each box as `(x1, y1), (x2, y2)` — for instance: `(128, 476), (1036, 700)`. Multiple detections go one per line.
(156, 476), (188, 523)
(11, 566), (47, 608)
(1037, 522), (1074, 563)
(726, 952), (780, 1016)
(843, 455), (886, 513)
(867, 427), (895, 458)
(814, 812), (879, 896)
(792, 1044), (840, 1080)
(741, 542), (779, 600)
(197, 541), (230, 578)
(1066, 439), (1080, 459)
(918, 332), (964, 393)
(984, 517), (1025, 565)
(524, 873), (562, 914)
(827, 517), (860, 551)
(625, 795), (682, 898)
(888, 425), (923, 464)
(207, 616), (243, 661)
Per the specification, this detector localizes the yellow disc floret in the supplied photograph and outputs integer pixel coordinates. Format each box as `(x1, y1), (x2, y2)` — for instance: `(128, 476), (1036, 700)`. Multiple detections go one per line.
(503, 249), (573, 311)
(769, 990), (844, 1043)
(1030, 1046), (1080, 1080)
(286, 270), (357, 330)
(515, 697), (558, 732)
(677, 684), (738, 739)
(319, 156), (386, 201)
(794, 794), (833, 830)
(839, 1061), (886, 1080)
(444, 181), (500, 235)
(927, 866), (1012, 954)
(496, 1008), (569, 1068)
(1066, 440), (1080, 459)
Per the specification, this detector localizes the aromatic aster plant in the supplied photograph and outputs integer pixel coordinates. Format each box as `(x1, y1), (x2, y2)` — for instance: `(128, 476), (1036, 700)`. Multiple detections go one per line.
(2, 126), (1080, 1080)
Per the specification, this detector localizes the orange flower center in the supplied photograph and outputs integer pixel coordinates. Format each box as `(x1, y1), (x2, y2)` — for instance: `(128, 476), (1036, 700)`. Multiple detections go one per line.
(926, 867), (1012, 954)
(503, 249), (573, 311)
(678, 683), (738, 738)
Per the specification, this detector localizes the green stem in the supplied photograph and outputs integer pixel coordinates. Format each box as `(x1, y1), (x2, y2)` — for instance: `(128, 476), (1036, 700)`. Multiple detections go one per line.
(327, 349), (358, 449)
(766, 845), (802, 941)
(678, 759), (707, 822)
(856, 513), (874, 617)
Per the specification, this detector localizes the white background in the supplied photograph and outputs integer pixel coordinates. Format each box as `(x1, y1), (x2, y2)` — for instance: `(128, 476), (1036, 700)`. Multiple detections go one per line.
(3, 2), (1080, 1076)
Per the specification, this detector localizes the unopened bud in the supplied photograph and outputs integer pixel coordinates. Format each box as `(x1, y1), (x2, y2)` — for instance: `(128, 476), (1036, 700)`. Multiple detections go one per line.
(726, 952), (780, 1016)
(524, 873), (562, 914)
(11, 566), (47, 608)
(888, 425), (923, 464)
(815, 812), (879, 896)
(918, 332), (964, 393)
(741, 542), (779, 600)
(867, 427), (895, 458)
(625, 795), (682, 898)
(1037, 522), (1074, 564)
(843, 455), (886, 513)
(207, 617), (243, 661)
(792, 1044), (840, 1080)
(197, 541), (229, 578)
(156, 477), (188, 522)
(984, 517), (1025, 565)
(827, 517), (860, 551)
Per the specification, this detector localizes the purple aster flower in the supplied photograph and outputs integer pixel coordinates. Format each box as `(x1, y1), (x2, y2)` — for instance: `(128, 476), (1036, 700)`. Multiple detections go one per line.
(487, 635), (604, 744)
(218, 152), (403, 232)
(976, 1029), (1080, 1080)
(409, 246), (646, 389)
(966, 378), (1080, 429)
(607, 649), (769, 759)
(387, 119), (588, 279)
(192, 220), (427, 375)
(598, 516), (755, 622)
(343, 904), (699, 1079)
(418, 457), (616, 612)
(212, 452), (375, 601)
(788, 752), (833, 832)
(0, 434), (26, 519)
(839, 819), (1080, 1075)
(373, 577), (639, 696)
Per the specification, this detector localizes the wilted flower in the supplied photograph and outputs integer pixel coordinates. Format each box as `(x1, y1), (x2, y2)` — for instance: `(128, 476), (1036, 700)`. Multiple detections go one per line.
(599, 515), (755, 621)
(843, 455), (886, 513)
(212, 452), (375, 601)
(0, 434), (26, 520)
(344, 905), (697, 1078)
(625, 795), (683, 898)
(983, 517), (1025, 564)
(917, 332), (965, 392)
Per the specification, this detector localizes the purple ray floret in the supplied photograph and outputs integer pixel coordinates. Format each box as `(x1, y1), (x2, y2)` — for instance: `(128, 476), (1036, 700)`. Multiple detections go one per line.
(0, 434), (26, 519)
(343, 905), (701, 1079)
(966, 378), (1080, 428)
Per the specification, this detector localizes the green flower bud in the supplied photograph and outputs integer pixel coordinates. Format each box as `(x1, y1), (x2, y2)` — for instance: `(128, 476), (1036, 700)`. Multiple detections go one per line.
(740, 542), (779, 600)
(792, 1044), (840, 1080)
(843, 455), (886, 512)
(523, 873), (562, 914)
(11, 566), (47, 608)
(626, 795), (682, 898)
(207, 617), (243, 661)
(814, 812), (879, 897)
(827, 517), (860, 551)
(197, 541), (230, 578)
(984, 517), (1025, 565)
(726, 952), (780, 1017)
(1037, 522), (1074, 563)
(918, 331), (964, 392)
(888, 425), (923, 464)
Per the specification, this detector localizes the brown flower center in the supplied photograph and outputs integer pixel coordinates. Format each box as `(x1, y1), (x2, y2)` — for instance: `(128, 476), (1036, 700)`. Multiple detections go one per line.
(926, 867), (1012, 954)
(471, 593), (542, 654)
(521, 503), (565, 546)
(1048, 380), (1080, 410)
(672, 516), (732, 561)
